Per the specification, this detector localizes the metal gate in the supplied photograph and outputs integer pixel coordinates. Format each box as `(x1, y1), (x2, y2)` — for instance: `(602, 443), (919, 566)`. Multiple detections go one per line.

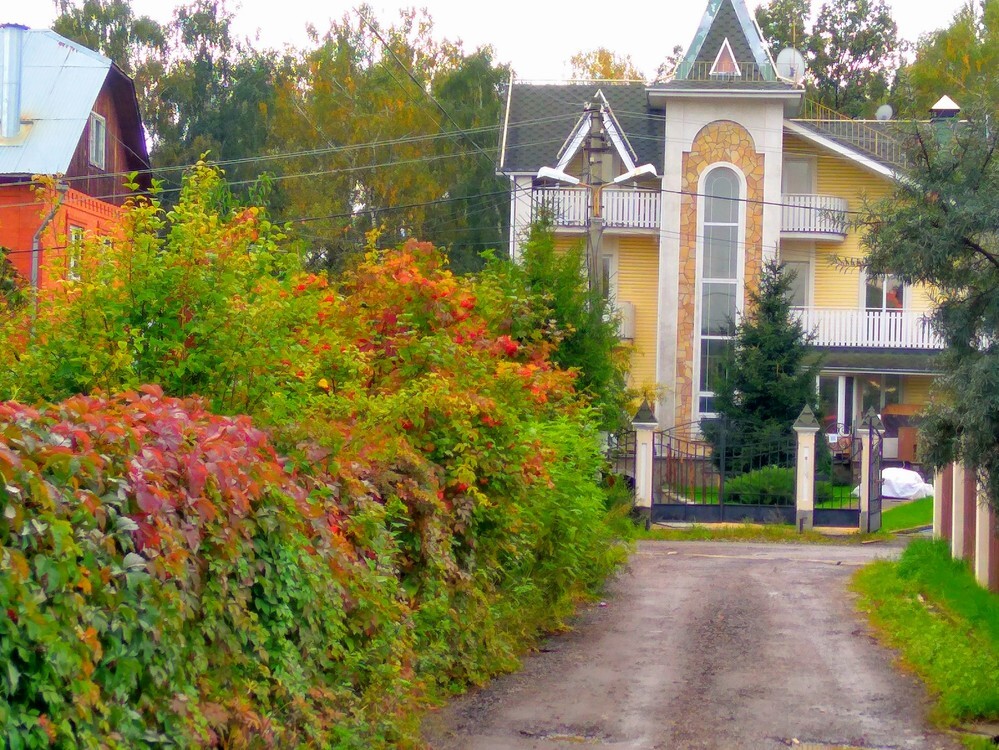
(866, 424), (884, 533)
(605, 429), (637, 499)
(650, 418), (796, 525)
(813, 423), (862, 527)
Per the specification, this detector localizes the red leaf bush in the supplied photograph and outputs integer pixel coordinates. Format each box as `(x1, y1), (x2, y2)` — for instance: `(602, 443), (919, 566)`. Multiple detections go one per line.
(0, 165), (630, 747)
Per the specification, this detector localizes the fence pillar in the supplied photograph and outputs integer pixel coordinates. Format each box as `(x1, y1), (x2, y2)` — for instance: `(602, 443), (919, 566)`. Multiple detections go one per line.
(951, 463), (968, 560)
(974, 489), (998, 592)
(793, 405), (820, 532)
(859, 411), (884, 533)
(632, 401), (658, 525)
(933, 463), (954, 540)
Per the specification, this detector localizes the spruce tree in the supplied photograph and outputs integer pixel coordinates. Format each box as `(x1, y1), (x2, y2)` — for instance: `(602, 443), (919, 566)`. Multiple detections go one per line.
(705, 258), (821, 469)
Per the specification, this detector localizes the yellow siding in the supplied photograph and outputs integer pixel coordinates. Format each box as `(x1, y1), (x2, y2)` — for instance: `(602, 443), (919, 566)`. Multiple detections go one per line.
(783, 135), (937, 313)
(554, 235), (584, 254)
(616, 235), (659, 391)
(903, 375), (936, 407)
(784, 135), (882, 308)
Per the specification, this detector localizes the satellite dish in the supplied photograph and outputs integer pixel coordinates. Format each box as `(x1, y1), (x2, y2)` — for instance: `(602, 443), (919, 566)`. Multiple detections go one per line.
(875, 104), (894, 121)
(776, 48), (806, 85)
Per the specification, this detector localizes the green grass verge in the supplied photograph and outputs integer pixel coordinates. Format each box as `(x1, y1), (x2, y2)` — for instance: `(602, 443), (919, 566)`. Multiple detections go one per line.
(638, 522), (890, 545)
(853, 539), (999, 728)
(881, 496), (934, 533)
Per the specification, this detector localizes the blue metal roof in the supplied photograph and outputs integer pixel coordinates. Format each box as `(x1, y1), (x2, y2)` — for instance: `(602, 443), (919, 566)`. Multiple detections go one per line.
(0, 28), (112, 175)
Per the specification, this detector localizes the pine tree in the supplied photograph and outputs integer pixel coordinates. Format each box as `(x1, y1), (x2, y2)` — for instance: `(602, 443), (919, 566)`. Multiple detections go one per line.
(706, 258), (822, 469)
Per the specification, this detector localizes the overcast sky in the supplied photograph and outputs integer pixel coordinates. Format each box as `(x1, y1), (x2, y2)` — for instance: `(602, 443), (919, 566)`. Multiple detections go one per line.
(13, 0), (974, 80)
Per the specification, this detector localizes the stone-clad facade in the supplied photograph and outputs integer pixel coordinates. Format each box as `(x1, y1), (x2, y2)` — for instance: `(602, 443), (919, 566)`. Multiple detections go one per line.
(675, 121), (765, 426)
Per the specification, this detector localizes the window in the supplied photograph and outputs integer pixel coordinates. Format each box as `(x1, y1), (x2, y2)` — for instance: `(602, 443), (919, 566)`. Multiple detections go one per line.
(783, 260), (809, 307)
(601, 254), (614, 301)
(88, 112), (106, 170)
(697, 166), (742, 416)
(68, 225), (84, 281)
(865, 274), (904, 311)
(782, 157), (815, 195)
(861, 374), (901, 414)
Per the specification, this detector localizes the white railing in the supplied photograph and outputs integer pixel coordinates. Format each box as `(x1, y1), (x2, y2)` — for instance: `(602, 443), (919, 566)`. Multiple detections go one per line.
(781, 194), (849, 238)
(603, 189), (660, 229)
(793, 308), (943, 349)
(531, 187), (589, 227)
(531, 188), (660, 230)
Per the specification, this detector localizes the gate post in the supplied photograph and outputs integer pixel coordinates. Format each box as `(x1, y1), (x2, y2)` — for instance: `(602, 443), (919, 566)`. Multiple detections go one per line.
(793, 405), (820, 532)
(859, 409), (884, 533)
(632, 401), (658, 526)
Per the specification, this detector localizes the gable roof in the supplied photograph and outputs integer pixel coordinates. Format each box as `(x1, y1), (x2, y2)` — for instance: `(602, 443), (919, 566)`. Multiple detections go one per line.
(661, 0), (795, 92)
(499, 83), (664, 175)
(552, 91), (639, 173)
(0, 28), (149, 178)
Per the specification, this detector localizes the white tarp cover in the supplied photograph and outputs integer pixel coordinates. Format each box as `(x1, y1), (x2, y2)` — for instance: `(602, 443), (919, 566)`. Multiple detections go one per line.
(881, 468), (934, 500)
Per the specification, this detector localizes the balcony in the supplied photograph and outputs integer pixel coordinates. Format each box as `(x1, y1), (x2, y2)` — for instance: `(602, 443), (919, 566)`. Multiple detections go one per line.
(793, 308), (943, 350)
(781, 194), (848, 240)
(531, 187), (660, 231)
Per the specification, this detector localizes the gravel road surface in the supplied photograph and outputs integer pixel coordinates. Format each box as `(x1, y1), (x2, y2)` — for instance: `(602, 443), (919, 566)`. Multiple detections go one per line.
(422, 540), (958, 750)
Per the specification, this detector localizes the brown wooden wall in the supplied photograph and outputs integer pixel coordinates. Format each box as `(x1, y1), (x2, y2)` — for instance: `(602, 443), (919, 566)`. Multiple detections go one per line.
(64, 83), (135, 206)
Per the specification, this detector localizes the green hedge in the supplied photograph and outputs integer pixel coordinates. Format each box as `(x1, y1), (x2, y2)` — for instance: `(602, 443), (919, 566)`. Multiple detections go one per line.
(724, 465), (833, 505)
(0, 392), (624, 749)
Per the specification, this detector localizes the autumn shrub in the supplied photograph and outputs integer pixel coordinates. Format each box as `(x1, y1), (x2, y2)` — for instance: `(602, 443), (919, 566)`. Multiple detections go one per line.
(0, 388), (418, 748)
(0, 164), (629, 746)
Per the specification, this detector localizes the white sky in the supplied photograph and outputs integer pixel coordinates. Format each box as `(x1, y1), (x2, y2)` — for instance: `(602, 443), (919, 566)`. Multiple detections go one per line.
(12, 0), (974, 81)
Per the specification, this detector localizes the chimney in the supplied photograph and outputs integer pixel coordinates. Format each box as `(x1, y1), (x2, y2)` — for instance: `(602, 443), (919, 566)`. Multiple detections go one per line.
(0, 23), (27, 139)
(930, 95), (961, 121)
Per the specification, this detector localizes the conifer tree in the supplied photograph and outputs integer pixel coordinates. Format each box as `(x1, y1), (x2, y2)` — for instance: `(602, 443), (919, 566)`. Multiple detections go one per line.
(706, 258), (821, 469)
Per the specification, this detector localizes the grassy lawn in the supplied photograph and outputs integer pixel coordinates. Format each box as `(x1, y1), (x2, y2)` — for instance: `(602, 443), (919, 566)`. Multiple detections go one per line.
(639, 522), (890, 545)
(853, 539), (999, 742)
(881, 496), (934, 532)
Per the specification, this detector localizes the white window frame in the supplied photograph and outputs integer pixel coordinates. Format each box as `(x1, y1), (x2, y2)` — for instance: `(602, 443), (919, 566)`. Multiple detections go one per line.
(861, 269), (907, 311)
(693, 163), (747, 420)
(88, 112), (106, 170)
(68, 225), (84, 281)
(779, 241), (814, 308)
(781, 155), (817, 195)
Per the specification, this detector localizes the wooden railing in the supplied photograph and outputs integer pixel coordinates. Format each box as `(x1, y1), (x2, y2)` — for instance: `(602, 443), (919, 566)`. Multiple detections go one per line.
(531, 187), (588, 227)
(672, 60), (777, 82)
(793, 308), (943, 349)
(603, 189), (660, 229)
(531, 187), (660, 230)
(781, 194), (848, 238)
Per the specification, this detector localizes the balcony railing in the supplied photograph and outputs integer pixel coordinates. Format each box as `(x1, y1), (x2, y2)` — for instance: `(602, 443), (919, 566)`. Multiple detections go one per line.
(793, 308), (943, 350)
(603, 189), (660, 229)
(781, 194), (849, 238)
(531, 187), (660, 230)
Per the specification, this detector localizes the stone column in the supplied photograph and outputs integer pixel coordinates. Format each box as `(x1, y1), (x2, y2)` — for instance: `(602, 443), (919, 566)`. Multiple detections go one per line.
(632, 401), (658, 527)
(793, 405), (820, 532)
(951, 463), (968, 560)
(859, 409), (885, 534)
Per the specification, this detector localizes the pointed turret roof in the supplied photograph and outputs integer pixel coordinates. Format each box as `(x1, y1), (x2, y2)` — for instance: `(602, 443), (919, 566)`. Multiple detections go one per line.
(658, 0), (796, 92)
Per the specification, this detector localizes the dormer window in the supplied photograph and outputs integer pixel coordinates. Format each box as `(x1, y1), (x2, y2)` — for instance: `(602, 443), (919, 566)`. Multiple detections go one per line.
(88, 112), (106, 170)
(710, 38), (741, 78)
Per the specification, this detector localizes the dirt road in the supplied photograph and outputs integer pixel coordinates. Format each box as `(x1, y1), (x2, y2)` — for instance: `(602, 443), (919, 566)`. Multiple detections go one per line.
(422, 540), (958, 750)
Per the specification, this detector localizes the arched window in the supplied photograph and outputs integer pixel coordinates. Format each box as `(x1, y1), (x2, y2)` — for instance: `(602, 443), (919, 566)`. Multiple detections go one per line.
(697, 166), (742, 416)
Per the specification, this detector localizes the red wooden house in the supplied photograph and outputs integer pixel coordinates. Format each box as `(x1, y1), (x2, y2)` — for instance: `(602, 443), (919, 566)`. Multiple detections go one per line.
(0, 23), (150, 289)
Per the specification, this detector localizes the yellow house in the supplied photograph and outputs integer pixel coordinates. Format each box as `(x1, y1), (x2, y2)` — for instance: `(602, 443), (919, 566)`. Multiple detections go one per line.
(497, 0), (941, 460)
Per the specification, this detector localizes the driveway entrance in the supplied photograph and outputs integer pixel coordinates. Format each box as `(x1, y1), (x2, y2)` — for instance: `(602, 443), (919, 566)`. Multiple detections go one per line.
(422, 541), (957, 749)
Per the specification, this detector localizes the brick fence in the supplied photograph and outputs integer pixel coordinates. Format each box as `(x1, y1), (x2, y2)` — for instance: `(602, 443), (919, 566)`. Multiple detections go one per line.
(933, 463), (999, 592)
